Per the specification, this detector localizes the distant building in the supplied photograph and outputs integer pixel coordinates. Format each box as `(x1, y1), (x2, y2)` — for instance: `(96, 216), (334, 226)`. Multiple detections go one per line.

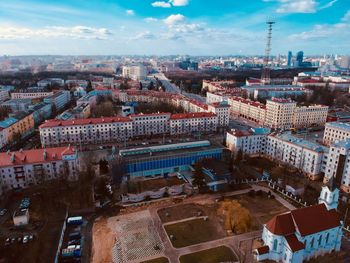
(287, 51), (293, 67)
(0, 88), (10, 103)
(28, 102), (52, 125)
(43, 90), (71, 111)
(179, 59), (199, 71)
(296, 51), (304, 67)
(338, 56), (350, 69)
(37, 78), (64, 87)
(11, 89), (53, 100)
(0, 99), (32, 112)
(122, 65), (147, 80)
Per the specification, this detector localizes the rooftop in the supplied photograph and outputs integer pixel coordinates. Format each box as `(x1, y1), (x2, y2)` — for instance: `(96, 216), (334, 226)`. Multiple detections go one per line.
(266, 203), (341, 237)
(273, 133), (328, 153)
(170, 112), (216, 120)
(40, 116), (132, 128)
(0, 146), (76, 167)
(326, 121), (350, 131)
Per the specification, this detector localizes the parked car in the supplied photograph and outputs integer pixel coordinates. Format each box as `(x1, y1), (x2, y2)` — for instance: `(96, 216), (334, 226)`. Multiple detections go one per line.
(17, 237), (22, 243)
(0, 209), (7, 216)
(5, 238), (10, 246)
(23, 235), (29, 244)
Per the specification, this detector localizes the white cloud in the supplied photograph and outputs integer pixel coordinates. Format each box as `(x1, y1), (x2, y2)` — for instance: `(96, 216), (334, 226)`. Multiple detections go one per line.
(289, 23), (350, 41)
(342, 10), (350, 22)
(132, 31), (156, 40)
(169, 0), (189, 6)
(151, 1), (171, 8)
(126, 9), (135, 16)
(319, 0), (338, 10)
(144, 17), (158, 22)
(0, 25), (112, 40)
(163, 14), (185, 25)
(276, 0), (316, 13)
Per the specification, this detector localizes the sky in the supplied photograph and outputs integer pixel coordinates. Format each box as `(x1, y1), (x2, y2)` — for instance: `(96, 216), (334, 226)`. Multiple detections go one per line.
(0, 0), (349, 56)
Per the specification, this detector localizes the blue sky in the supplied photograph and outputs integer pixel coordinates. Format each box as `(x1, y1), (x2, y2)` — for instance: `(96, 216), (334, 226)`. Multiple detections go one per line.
(0, 0), (349, 55)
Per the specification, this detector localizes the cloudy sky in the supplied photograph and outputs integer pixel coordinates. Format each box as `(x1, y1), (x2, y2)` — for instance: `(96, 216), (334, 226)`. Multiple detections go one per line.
(0, 0), (349, 55)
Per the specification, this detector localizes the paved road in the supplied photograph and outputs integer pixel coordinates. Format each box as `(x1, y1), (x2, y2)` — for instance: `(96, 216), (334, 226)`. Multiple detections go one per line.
(153, 72), (206, 104)
(146, 183), (293, 263)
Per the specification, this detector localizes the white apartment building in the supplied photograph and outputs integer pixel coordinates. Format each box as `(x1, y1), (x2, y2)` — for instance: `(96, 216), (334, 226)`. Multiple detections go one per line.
(11, 90), (54, 100)
(169, 112), (218, 135)
(228, 97), (266, 124)
(265, 133), (328, 179)
(323, 139), (350, 193)
(0, 146), (79, 191)
(323, 122), (350, 146)
(265, 98), (296, 129)
(293, 105), (328, 128)
(226, 131), (328, 179)
(39, 117), (133, 147)
(122, 65), (147, 81)
(0, 89), (10, 103)
(40, 112), (221, 147)
(226, 128), (270, 155)
(130, 113), (171, 136)
(207, 102), (230, 127)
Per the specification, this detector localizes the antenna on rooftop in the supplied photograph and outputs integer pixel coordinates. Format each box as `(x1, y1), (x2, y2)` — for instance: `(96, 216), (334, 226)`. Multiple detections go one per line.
(261, 19), (275, 85)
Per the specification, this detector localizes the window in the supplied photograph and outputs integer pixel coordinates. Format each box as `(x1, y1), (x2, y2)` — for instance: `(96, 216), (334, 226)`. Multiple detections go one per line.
(273, 239), (278, 251)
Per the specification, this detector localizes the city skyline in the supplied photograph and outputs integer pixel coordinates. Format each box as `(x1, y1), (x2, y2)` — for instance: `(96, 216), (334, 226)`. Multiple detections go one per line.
(0, 0), (350, 55)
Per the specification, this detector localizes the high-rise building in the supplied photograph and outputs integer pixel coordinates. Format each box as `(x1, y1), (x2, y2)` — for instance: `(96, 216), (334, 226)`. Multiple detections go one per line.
(287, 51), (292, 67)
(338, 56), (350, 69)
(296, 51), (304, 67)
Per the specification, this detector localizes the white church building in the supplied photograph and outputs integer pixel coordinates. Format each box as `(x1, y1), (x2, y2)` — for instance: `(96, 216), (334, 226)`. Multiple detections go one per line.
(254, 184), (343, 263)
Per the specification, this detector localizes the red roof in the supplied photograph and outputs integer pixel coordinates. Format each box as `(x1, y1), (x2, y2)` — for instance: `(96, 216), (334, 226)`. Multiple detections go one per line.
(211, 102), (230, 108)
(285, 234), (305, 252)
(255, 245), (269, 255)
(291, 204), (341, 236)
(129, 113), (171, 118)
(40, 116), (132, 128)
(170, 112), (216, 120)
(266, 204), (341, 237)
(0, 146), (76, 167)
(266, 212), (295, 236)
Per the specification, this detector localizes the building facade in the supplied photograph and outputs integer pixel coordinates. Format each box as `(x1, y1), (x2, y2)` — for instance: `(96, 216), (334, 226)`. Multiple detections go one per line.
(323, 122), (350, 146)
(0, 146), (79, 191)
(43, 90), (71, 111)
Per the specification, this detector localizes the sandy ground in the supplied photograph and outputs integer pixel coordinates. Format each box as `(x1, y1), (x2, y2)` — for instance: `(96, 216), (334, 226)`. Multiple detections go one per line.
(91, 217), (114, 263)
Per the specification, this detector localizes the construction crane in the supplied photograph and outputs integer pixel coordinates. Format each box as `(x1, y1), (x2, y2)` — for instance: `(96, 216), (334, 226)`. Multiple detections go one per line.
(261, 20), (275, 85)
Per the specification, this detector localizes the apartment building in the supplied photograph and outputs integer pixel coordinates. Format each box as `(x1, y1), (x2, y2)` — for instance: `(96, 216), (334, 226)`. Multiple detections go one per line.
(207, 102), (230, 127)
(293, 105), (328, 128)
(40, 111), (220, 147)
(122, 65), (147, 80)
(265, 133), (328, 179)
(0, 89), (10, 103)
(0, 146), (79, 191)
(228, 97), (266, 124)
(169, 112), (218, 135)
(226, 131), (328, 179)
(323, 122), (350, 146)
(0, 112), (35, 149)
(39, 117), (133, 147)
(130, 113), (171, 137)
(265, 98), (296, 129)
(0, 99), (32, 112)
(323, 139), (350, 193)
(11, 89), (53, 99)
(226, 128), (270, 155)
(43, 90), (71, 111)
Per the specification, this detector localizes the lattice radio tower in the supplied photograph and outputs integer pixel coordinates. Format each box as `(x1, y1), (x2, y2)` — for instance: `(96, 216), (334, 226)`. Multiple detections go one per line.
(261, 20), (275, 85)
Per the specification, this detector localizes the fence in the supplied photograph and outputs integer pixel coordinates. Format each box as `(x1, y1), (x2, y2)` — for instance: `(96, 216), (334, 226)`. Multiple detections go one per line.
(54, 209), (68, 263)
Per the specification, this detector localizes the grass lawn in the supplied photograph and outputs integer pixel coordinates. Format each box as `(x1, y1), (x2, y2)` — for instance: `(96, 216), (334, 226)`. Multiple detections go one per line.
(141, 257), (169, 263)
(158, 203), (207, 223)
(164, 218), (225, 248)
(179, 246), (237, 263)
